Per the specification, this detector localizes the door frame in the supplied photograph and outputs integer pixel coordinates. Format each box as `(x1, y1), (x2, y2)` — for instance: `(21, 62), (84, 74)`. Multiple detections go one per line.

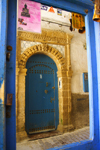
(5, 0), (100, 149)
(16, 29), (73, 140)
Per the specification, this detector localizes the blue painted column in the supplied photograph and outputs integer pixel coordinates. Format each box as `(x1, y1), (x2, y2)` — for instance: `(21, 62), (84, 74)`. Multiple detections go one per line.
(6, 0), (17, 149)
(4, 0), (100, 149)
(94, 21), (100, 142)
(85, 10), (100, 149)
(0, 0), (7, 150)
(85, 10), (99, 142)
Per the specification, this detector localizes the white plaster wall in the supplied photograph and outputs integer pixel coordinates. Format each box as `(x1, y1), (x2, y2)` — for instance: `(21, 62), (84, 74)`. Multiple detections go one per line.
(41, 5), (71, 25)
(71, 32), (88, 94)
(41, 6), (88, 94)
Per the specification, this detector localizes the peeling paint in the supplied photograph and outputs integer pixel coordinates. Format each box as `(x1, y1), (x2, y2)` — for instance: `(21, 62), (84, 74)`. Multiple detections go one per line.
(0, 75), (4, 89)
(0, 0), (7, 149)
(0, 81), (5, 104)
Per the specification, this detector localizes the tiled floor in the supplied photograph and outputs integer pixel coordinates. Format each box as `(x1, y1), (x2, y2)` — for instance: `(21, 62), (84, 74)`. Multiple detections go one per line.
(17, 127), (89, 150)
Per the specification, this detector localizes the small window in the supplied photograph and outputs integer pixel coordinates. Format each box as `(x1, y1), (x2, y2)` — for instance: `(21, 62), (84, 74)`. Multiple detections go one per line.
(83, 73), (89, 92)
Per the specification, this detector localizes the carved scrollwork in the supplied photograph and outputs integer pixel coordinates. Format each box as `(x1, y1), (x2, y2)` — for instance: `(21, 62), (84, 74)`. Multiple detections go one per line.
(17, 28), (73, 76)
(17, 29), (73, 45)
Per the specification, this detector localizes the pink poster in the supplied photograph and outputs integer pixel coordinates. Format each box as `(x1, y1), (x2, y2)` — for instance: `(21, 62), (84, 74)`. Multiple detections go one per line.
(18, 0), (41, 33)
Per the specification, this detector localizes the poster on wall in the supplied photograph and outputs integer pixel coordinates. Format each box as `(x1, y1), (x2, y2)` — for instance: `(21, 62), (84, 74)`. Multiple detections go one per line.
(57, 9), (62, 16)
(41, 5), (48, 11)
(48, 7), (55, 13)
(18, 0), (41, 33)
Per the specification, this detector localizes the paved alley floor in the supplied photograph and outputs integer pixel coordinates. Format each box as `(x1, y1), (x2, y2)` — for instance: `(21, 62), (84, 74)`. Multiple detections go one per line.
(17, 127), (89, 150)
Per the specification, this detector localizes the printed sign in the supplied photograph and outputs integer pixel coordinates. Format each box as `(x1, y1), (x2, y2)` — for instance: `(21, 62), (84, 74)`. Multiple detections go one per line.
(18, 0), (41, 33)
(41, 5), (48, 11)
(48, 7), (55, 13)
(57, 9), (62, 16)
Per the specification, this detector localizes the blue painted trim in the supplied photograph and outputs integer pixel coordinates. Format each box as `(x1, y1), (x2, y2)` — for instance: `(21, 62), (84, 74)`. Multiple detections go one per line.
(5, 0), (100, 149)
(65, 0), (94, 8)
(32, 0), (92, 15)
(85, 12), (94, 141)
(0, 0), (7, 89)
(6, 0), (17, 149)
(94, 21), (100, 142)
(85, 10), (99, 144)
(0, 0), (7, 150)
(59, 0), (94, 9)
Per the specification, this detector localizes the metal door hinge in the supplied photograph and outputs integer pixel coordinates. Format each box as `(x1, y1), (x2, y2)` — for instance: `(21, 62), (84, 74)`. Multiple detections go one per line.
(6, 94), (13, 118)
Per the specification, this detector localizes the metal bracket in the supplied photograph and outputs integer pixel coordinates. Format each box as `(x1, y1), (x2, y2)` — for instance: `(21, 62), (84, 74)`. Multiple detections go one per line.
(50, 97), (55, 103)
(6, 94), (13, 106)
(6, 94), (13, 118)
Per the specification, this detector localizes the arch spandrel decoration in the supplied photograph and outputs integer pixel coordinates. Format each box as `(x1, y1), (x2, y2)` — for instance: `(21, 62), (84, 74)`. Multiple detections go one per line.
(16, 29), (73, 141)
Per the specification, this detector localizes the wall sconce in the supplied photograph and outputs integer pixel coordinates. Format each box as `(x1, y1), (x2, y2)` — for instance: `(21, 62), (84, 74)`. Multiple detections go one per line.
(93, 0), (100, 22)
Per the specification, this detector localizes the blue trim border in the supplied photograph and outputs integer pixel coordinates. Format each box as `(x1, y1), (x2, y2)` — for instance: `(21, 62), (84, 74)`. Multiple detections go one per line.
(0, 0), (7, 150)
(4, 0), (100, 150)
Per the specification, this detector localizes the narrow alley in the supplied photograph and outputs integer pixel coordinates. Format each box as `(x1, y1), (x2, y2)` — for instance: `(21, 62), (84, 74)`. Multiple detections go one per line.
(17, 127), (89, 150)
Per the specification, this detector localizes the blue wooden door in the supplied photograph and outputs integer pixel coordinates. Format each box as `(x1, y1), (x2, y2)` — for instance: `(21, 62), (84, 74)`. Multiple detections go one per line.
(25, 54), (58, 134)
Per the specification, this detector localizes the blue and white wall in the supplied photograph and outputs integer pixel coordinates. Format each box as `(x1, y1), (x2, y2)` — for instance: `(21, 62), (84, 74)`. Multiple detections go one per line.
(41, 6), (88, 94)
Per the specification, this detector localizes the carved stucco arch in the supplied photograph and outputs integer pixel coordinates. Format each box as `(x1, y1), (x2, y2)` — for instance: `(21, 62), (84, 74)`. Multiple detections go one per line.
(19, 44), (66, 73)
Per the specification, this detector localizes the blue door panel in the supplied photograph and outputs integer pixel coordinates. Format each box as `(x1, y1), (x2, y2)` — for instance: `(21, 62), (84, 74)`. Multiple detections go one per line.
(28, 66), (55, 132)
(25, 54), (58, 134)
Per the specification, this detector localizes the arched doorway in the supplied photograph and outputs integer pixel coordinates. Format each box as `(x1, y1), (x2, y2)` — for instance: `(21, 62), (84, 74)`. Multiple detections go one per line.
(25, 54), (59, 134)
(16, 31), (73, 140)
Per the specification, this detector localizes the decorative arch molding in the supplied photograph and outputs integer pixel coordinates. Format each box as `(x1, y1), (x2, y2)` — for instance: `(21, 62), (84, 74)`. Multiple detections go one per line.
(16, 29), (73, 141)
(19, 44), (66, 71)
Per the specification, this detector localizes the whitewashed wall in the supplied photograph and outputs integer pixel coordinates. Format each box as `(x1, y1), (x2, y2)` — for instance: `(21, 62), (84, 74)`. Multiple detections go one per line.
(41, 6), (88, 94)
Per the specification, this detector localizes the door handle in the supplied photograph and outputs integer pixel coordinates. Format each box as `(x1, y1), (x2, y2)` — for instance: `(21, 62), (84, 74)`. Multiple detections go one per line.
(45, 90), (48, 94)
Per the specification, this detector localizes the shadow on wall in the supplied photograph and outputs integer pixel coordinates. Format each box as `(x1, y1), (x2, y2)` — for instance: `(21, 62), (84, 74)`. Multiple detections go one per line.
(71, 93), (89, 129)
